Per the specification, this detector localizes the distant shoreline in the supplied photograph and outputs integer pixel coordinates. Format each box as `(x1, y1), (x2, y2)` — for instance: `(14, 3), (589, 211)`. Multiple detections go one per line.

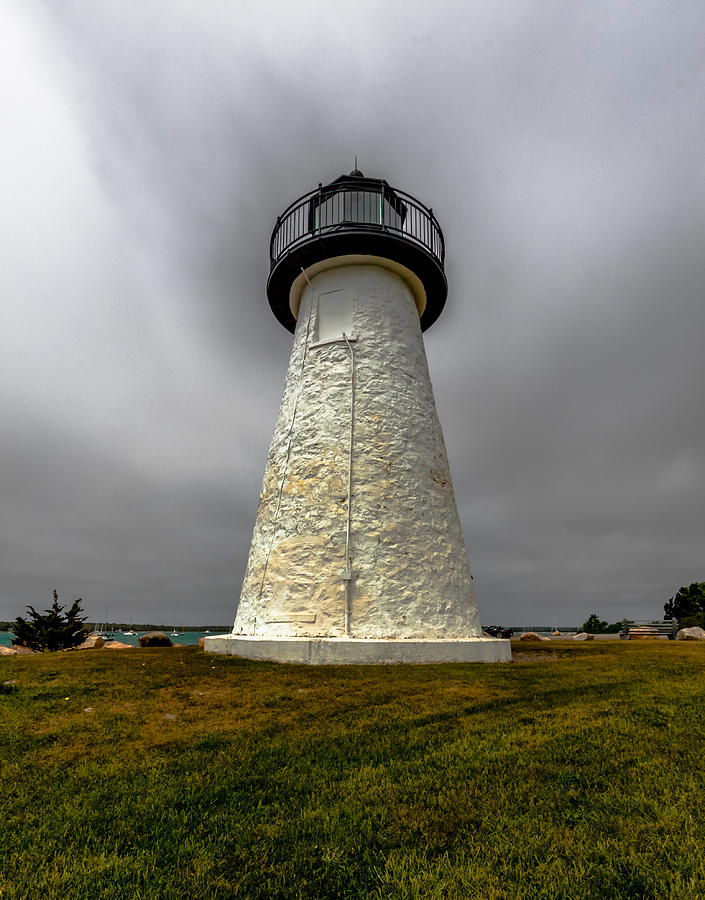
(0, 629), (230, 648)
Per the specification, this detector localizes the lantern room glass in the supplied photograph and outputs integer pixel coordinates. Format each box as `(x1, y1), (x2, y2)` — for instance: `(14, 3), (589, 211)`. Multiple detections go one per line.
(312, 189), (404, 233)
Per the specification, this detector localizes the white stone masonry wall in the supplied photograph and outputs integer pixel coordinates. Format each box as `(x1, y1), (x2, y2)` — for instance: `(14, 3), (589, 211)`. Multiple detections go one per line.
(234, 263), (481, 640)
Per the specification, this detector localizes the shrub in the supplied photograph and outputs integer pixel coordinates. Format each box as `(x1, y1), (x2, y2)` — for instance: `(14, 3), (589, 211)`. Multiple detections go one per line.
(12, 590), (90, 652)
(664, 582), (705, 620)
(580, 613), (621, 634)
(678, 614), (705, 629)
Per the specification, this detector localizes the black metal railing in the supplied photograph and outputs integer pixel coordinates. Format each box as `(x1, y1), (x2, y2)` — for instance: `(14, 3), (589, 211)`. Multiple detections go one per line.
(270, 179), (445, 270)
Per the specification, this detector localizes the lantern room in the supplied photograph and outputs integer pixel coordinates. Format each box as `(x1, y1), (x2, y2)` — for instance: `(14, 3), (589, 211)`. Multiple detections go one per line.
(266, 170), (448, 333)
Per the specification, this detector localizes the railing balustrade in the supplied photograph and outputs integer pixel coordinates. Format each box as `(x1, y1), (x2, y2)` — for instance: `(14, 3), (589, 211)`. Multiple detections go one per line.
(270, 179), (444, 270)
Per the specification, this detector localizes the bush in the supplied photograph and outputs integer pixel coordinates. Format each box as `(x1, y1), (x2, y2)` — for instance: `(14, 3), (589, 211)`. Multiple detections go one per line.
(580, 613), (621, 634)
(12, 590), (90, 652)
(678, 614), (705, 629)
(664, 582), (705, 621)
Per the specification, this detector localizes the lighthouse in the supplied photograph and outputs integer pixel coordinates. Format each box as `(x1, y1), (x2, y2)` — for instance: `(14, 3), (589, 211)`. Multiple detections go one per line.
(205, 170), (510, 663)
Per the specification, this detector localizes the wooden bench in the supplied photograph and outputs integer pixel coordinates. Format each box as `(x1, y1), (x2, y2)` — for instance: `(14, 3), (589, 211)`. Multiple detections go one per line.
(619, 619), (678, 640)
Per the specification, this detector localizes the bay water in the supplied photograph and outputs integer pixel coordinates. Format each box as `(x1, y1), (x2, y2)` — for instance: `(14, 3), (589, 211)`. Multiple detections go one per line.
(0, 630), (229, 649)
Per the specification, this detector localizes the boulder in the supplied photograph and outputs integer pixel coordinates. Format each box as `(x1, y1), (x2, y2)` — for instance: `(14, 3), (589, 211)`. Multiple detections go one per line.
(12, 645), (36, 655)
(628, 626), (660, 640)
(77, 635), (105, 650)
(520, 632), (551, 642)
(198, 636), (205, 650)
(573, 632), (594, 641)
(677, 626), (705, 641)
(0, 646), (17, 656)
(138, 631), (173, 647)
(104, 640), (132, 649)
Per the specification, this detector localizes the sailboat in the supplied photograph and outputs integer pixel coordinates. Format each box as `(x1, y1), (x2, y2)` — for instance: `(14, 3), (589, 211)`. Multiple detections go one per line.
(90, 621), (115, 642)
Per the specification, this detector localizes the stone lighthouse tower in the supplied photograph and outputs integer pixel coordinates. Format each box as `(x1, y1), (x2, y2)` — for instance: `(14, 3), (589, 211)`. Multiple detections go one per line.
(205, 170), (509, 663)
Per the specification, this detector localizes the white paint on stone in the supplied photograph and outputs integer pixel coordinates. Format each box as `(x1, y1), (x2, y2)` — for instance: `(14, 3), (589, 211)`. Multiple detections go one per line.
(225, 261), (488, 650)
(203, 636), (512, 664)
(288, 254), (427, 320)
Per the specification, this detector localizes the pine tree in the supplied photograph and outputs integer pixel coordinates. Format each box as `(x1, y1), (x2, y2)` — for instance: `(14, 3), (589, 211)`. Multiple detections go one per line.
(12, 590), (90, 652)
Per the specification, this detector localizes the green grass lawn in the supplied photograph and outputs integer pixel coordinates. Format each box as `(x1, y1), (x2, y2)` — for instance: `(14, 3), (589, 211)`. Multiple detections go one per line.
(1, 641), (704, 899)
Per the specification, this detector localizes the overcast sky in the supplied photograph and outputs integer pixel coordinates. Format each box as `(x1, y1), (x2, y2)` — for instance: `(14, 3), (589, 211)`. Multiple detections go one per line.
(2, 0), (703, 627)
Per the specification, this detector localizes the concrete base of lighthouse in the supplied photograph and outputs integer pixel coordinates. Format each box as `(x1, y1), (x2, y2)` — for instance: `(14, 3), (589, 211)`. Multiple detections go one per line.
(203, 635), (511, 665)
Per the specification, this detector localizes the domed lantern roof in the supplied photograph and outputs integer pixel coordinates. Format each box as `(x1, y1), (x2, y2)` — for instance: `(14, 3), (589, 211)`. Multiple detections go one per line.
(267, 171), (447, 333)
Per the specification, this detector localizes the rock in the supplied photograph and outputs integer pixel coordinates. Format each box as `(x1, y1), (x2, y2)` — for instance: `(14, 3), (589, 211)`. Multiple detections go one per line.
(13, 645), (36, 655)
(628, 626), (660, 640)
(104, 640), (132, 649)
(198, 637), (205, 650)
(77, 636), (105, 650)
(138, 631), (173, 647)
(677, 626), (705, 641)
(520, 632), (551, 642)
(0, 646), (17, 656)
(573, 632), (594, 641)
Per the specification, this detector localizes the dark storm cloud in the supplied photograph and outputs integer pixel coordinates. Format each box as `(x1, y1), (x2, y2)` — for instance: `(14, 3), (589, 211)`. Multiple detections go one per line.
(1, 0), (703, 625)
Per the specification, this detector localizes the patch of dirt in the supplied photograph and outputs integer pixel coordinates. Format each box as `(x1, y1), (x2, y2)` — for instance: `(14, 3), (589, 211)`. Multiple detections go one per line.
(510, 652), (561, 663)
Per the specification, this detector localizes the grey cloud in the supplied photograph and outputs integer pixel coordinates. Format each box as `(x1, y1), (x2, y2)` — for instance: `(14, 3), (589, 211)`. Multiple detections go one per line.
(1, 0), (703, 626)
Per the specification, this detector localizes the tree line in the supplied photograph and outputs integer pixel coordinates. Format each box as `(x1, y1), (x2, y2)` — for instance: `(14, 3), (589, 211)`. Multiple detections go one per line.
(581, 582), (705, 634)
(6, 582), (704, 648)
